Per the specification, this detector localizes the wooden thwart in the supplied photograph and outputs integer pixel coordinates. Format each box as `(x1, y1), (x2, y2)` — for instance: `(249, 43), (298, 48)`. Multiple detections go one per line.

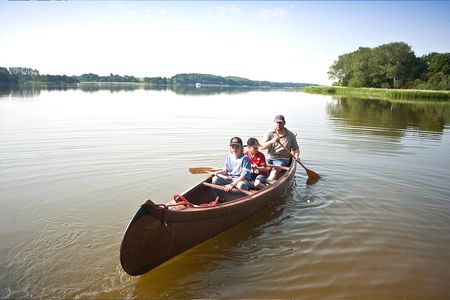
(203, 182), (255, 196)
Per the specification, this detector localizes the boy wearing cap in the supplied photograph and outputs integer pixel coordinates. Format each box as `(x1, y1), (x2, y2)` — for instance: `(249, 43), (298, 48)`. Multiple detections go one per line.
(245, 137), (269, 190)
(213, 137), (252, 198)
(262, 115), (299, 180)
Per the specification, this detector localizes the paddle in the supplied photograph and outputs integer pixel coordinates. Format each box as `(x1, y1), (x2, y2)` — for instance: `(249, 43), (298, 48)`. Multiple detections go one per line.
(189, 164), (288, 174)
(189, 167), (222, 174)
(206, 171), (232, 182)
(276, 140), (320, 184)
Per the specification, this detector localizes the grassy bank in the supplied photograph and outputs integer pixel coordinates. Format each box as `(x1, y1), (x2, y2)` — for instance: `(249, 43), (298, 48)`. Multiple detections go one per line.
(302, 86), (450, 101)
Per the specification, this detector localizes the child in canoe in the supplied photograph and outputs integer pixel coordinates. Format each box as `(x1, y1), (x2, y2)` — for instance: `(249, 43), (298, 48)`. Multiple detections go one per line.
(245, 137), (269, 190)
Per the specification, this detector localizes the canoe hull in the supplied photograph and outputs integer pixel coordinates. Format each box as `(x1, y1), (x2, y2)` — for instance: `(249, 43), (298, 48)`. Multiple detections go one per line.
(120, 162), (296, 276)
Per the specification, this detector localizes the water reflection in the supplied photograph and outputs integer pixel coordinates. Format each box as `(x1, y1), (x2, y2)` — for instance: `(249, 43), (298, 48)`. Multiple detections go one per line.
(0, 85), (45, 98)
(326, 97), (450, 135)
(0, 84), (292, 98)
(169, 84), (283, 96)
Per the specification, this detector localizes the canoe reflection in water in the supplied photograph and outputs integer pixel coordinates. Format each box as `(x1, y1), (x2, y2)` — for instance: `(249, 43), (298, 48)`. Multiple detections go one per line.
(120, 160), (296, 276)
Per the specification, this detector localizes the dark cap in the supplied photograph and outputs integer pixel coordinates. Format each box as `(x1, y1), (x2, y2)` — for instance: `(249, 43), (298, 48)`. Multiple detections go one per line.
(274, 115), (286, 124)
(247, 137), (260, 147)
(229, 136), (243, 146)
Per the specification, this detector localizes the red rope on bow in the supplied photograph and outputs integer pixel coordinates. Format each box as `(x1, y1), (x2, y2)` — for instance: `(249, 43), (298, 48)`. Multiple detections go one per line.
(172, 194), (195, 207)
(171, 194), (220, 207)
(153, 194), (220, 226)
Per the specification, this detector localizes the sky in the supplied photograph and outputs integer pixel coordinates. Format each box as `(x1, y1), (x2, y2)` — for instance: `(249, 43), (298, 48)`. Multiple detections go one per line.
(1, 1), (449, 85)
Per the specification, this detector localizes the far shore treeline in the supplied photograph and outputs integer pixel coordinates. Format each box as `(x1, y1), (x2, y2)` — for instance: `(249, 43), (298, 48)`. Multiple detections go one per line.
(0, 67), (310, 88)
(328, 42), (449, 90)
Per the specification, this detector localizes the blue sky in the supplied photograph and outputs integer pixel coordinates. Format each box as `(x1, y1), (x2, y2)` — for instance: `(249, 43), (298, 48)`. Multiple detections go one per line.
(1, 1), (449, 85)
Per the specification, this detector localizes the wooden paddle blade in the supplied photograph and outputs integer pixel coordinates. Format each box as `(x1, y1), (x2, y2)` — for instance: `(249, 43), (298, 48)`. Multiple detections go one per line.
(189, 167), (221, 174)
(306, 176), (319, 185)
(305, 168), (320, 180)
(276, 140), (320, 182)
(297, 160), (320, 182)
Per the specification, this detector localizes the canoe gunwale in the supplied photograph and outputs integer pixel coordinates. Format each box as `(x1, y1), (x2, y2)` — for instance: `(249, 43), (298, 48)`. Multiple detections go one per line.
(132, 162), (296, 227)
(120, 160), (296, 275)
(145, 160), (296, 214)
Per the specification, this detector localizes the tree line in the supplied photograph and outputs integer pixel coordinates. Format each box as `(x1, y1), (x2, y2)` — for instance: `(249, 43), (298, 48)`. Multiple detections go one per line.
(0, 67), (309, 88)
(328, 42), (449, 90)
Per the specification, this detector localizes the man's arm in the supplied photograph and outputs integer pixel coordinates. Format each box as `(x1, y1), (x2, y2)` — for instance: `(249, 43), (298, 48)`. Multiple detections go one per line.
(292, 148), (300, 161)
(261, 132), (279, 150)
(289, 131), (300, 160)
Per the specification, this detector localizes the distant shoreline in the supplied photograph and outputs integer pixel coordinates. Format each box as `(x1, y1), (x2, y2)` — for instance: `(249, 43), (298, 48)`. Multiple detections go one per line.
(2, 81), (304, 89)
(2, 80), (312, 90)
(77, 81), (296, 89)
(302, 86), (450, 101)
(1, 67), (314, 89)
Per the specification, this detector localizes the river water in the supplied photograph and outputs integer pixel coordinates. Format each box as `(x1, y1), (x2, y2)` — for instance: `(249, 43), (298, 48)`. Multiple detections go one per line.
(1, 85), (449, 299)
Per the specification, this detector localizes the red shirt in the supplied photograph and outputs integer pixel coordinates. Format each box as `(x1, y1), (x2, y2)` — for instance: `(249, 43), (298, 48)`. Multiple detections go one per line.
(245, 151), (269, 176)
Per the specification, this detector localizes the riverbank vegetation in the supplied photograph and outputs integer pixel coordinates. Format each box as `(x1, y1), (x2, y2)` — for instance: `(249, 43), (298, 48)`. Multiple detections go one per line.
(302, 86), (450, 100)
(328, 42), (449, 90)
(304, 42), (450, 100)
(0, 67), (310, 88)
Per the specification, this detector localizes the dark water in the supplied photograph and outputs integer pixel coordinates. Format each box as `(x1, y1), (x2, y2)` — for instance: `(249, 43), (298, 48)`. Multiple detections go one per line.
(1, 85), (449, 298)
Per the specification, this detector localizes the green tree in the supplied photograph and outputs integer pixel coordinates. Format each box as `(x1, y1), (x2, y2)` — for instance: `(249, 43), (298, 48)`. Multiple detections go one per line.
(0, 67), (18, 84)
(329, 52), (352, 86)
(78, 73), (101, 82)
(143, 77), (168, 85)
(328, 42), (433, 89)
(8, 67), (39, 81)
(329, 48), (375, 87)
(372, 42), (420, 88)
(417, 52), (450, 90)
(424, 52), (450, 75)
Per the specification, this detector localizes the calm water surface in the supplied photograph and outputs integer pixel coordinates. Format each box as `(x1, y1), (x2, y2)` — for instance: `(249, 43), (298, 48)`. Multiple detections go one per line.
(1, 86), (449, 299)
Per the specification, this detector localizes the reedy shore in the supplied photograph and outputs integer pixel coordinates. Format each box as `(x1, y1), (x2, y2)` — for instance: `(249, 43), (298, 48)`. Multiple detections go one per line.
(302, 86), (450, 101)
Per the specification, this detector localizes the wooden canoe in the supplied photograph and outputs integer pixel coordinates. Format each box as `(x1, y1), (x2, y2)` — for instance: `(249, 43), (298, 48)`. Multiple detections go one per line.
(120, 160), (296, 276)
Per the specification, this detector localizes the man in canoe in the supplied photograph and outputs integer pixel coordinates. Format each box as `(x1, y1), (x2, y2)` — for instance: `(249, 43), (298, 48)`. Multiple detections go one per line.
(262, 115), (299, 180)
(212, 136), (252, 198)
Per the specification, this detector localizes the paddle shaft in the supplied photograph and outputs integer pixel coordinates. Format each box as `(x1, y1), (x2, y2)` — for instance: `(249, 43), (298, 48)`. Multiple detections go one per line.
(276, 140), (320, 180)
(190, 164), (287, 175)
(206, 171), (232, 182)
